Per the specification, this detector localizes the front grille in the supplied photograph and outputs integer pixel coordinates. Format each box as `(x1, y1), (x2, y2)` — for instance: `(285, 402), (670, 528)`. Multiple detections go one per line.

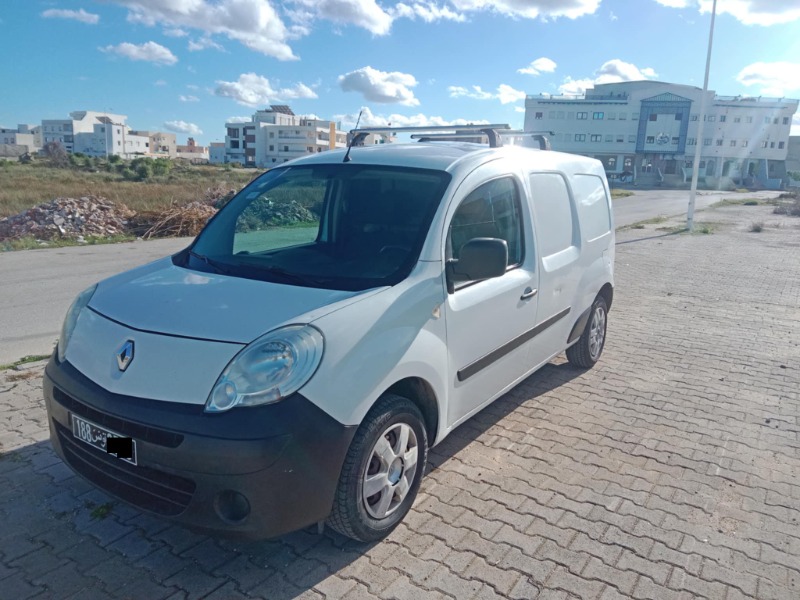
(55, 420), (195, 516)
(53, 387), (183, 448)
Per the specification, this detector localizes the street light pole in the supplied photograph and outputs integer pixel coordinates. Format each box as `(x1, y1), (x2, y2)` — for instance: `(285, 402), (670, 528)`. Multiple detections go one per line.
(687, 0), (718, 231)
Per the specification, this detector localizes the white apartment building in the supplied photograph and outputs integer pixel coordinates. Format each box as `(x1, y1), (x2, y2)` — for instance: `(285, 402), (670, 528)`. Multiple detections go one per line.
(131, 131), (177, 158)
(0, 124), (41, 154)
(209, 142), (226, 165)
(224, 105), (347, 167)
(525, 81), (799, 189)
(41, 111), (150, 159)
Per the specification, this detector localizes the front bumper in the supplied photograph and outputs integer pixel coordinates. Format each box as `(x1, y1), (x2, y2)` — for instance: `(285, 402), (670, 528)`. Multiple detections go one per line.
(44, 356), (356, 540)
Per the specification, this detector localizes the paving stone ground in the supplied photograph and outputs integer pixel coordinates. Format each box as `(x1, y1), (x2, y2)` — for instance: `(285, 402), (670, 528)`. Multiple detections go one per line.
(1, 201), (799, 600)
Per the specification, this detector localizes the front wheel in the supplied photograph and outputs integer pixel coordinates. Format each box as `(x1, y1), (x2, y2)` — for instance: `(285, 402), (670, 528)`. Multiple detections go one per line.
(567, 296), (608, 368)
(328, 394), (428, 542)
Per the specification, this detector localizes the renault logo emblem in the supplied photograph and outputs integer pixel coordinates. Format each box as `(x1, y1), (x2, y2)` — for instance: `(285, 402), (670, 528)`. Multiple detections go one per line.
(116, 340), (135, 372)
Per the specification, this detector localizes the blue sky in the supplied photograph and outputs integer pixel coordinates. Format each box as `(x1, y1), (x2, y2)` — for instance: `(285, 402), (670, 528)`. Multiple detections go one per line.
(2, 0), (799, 144)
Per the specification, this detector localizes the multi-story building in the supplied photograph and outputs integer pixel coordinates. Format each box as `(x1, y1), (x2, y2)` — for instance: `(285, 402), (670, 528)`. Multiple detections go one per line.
(0, 124), (41, 155)
(130, 131), (177, 158)
(524, 81), (799, 189)
(176, 137), (209, 162)
(41, 111), (151, 159)
(224, 105), (347, 167)
(209, 142), (226, 165)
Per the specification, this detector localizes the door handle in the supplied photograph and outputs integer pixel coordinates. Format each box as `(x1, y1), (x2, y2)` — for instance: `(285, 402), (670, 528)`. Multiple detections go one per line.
(521, 287), (538, 300)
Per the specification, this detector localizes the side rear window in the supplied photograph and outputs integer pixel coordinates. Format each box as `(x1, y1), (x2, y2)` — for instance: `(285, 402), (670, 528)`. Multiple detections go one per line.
(529, 173), (575, 256)
(448, 177), (523, 268)
(571, 174), (612, 241)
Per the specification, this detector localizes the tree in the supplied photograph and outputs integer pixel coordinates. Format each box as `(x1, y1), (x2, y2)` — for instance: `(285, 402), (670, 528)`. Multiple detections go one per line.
(43, 141), (69, 168)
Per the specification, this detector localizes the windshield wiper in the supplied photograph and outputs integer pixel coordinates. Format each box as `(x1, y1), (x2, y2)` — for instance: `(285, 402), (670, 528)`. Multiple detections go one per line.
(188, 251), (232, 275)
(235, 263), (329, 287)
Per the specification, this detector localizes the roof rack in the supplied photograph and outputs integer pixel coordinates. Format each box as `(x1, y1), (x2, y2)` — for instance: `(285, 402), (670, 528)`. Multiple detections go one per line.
(349, 124), (512, 148)
(409, 130), (553, 151)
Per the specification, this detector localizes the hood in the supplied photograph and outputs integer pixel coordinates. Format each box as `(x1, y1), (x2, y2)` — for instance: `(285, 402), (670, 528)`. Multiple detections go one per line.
(89, 258), (372, 343)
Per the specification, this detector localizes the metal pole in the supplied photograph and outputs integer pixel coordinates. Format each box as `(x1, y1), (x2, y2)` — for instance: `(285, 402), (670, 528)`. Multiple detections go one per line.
(687, 0), (718, 231)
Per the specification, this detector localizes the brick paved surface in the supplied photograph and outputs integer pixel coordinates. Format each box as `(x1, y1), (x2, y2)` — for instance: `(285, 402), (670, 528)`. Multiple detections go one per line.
(1, 203), (798, 599)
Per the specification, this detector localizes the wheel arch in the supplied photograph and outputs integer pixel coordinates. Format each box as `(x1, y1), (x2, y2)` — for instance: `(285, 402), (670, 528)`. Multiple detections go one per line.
(383, 377), (440, 446)
(598, 282), (614, 311)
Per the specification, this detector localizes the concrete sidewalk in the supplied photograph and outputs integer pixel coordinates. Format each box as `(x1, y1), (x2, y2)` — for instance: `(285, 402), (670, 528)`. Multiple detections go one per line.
(0, 201), (798, 599)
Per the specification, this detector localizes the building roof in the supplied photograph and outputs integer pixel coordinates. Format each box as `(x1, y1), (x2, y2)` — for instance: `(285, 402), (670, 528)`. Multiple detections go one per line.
(269, 105), (295, 115)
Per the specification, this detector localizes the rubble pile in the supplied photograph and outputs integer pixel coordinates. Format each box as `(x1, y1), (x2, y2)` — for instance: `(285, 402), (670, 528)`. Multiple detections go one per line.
(129, 201), (218, 239)
(0, 196), (134, 241)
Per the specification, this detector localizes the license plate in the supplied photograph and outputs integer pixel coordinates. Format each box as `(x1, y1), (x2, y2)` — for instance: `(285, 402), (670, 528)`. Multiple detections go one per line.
(71, 414), (137, 465)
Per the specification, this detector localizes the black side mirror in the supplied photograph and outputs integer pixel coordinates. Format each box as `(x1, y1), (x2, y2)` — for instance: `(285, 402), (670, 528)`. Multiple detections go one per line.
(446, 238), (508, 292)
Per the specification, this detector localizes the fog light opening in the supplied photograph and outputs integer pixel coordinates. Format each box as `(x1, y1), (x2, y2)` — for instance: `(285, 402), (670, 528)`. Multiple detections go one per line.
(214, 490), (251, 524)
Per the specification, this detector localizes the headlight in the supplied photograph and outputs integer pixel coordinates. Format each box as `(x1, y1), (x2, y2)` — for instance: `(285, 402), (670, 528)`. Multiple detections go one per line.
(205, 325), (324, 413)
(57, 284), (98, 363)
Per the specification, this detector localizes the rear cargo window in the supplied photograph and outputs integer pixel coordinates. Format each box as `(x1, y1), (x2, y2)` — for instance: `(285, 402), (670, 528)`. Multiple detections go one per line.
(571, 174), (612, 241)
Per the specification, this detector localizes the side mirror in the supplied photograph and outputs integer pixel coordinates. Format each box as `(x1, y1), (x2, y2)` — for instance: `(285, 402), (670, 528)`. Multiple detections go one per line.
(447, 238), (508, 292)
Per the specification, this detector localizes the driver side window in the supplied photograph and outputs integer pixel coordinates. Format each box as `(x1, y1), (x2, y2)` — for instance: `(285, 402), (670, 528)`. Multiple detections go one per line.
(447, 177), (524, 267)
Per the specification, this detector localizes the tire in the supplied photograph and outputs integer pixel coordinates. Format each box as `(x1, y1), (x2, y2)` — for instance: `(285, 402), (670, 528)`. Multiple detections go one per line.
(328, 394), (428, 542)
(566, 296), (608, 369)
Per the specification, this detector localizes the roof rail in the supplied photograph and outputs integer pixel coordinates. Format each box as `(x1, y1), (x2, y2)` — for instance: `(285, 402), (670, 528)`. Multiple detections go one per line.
(349, 124), (512, 148)
(409, 129), (553, 151)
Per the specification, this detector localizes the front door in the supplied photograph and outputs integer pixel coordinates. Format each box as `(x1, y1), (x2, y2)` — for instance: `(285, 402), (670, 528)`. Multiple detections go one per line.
(443, 167), (539, 427)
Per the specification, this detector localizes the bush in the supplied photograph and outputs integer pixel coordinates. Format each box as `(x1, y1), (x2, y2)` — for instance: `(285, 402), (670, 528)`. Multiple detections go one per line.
(135, 162), (153, 181)
(108, 154), (122, 164)
(121, 168), (137, 181)
(236, 198), (315, 231)
(749, 222), (764, 232)
(152, 158), (172, 176)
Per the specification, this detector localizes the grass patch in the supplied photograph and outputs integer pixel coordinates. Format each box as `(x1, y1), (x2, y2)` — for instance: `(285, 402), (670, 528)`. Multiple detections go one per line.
(0, 163), (256, 218)
(620, 215), (668, 230)
(6, 371), (40, 382)
(750, 222), (764, 232)
(2, 234), (136, 252)
(610, 189), (634, 199)
(88, 502), (115, 520)
(710, 198), (761, 209)
(0, 354), (51, 371)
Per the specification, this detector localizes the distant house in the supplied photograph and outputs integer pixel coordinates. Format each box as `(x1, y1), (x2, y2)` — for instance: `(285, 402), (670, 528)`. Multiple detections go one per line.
(41, 111), (150, 159)
(525, 81), (799, 189)
(176, 137), (209, 163)
(130, 131), (177, 158)
(223, 105), (347, 168)
(0, 124), (40, 157)
(209, 142), (226, 165)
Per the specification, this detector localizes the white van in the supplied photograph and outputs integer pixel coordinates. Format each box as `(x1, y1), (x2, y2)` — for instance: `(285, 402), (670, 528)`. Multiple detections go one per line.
(44, 126), (614, 542)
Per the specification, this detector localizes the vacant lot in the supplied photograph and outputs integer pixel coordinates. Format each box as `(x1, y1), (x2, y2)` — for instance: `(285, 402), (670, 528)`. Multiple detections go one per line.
(0, 163), (258, 218)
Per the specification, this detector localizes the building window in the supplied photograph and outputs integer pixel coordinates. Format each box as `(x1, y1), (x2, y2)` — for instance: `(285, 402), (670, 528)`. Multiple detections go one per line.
(227, 128), (239, 138)
(764, 117), (771, 124)
(672, 137), (679, 144)
(687, 138), (696, 145)
(307, 146), (313, 152)
(608, 112), (616, 120)
(770, 142), (775, 148)
(746, 116), (753, 123)
(761, 141), (768, 148)
(269, 145), (274, 151)
(704, 138), (712, 146)
(646, 136), (655, 144)
(719, 115), (726, 122)
(230, 140), (239, 148)
(284, 145), (289, 152)
(593, 112), (604, 120)
(773, 118), (779, 125)
(591, 134), (602, 142)
(705, 115), (716, 122)
(649, 114), (657, 122)
(624, 157), (633, 169)
(628, 135), (636, 143)
(616, 135), (624, 143)
(535, 112), (543, 120)
(741, 140), (748, 147)
(730, 140), (736, 147)
(619, 113), (626, 120)
(716, 139), (723, 146)
(783, 117), (790, 125)
(734, 117), (741, 123)
(269, 132), (275, 138)
(779, 141), (785, 149)
(675, 113), (683, 121)
(605, 134), (613, 142)
(607, 157), (617, 169)
(575, 134), (586, 142)
(577, 112), (588, 120)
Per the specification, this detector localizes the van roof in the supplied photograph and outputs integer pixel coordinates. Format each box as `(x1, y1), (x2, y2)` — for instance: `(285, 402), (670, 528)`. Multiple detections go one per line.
(287, 142), (603, 174)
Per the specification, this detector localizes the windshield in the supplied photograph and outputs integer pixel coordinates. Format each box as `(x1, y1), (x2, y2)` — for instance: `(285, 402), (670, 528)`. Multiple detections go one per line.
(182, 164), (451, 291)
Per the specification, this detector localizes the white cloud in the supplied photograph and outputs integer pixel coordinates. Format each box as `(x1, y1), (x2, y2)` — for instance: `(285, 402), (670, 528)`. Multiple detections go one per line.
(736, 62), (800, 97)
(338, 66), (419, 106)
(164, 120), (203, 134)
(448, 0), (600, 19)
(449, 84), (525, 104)
(41, 8), (99, 24)
(109, 0), (296, 60)
(100, 41), (178, 65)
(333, 106), (489, 130)
(792, 114), (800, 136)
(163, 27), (188, 37)
(186, 84), (199, 90)
(518, 57), (557, 76)
(227, 116), (252, 123)
(654, 0), (800, 26)
(391, 2), (466, 23)
(154, 79), (168, 86)
(291, 0), (394, 35)
(558, 59), (658, 95)
(179, 95), (200, 102)
(514, 106), (526, 113)
(188, 37), (224, 51)
(215, 73), (318, 107)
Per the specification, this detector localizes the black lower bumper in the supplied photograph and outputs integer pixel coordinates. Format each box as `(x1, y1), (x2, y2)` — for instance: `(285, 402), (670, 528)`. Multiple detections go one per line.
(44, 356), (356, 540)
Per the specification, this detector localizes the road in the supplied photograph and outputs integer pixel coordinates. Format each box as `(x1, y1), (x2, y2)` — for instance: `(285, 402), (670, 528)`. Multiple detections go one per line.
(0, 189), (780, 364)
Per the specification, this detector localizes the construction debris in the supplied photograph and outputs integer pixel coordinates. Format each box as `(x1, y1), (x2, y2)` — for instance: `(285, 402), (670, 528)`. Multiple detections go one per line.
(128, 201), (218, 239)
(0, 196), (134, 241)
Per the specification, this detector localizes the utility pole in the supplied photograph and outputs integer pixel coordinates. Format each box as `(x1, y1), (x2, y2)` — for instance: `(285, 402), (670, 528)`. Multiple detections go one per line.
(687, 0), (718, 231)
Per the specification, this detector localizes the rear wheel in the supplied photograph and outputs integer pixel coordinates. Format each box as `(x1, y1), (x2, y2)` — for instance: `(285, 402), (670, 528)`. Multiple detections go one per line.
(567, 296), (608, 368)
(328, 394), (428, 542)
